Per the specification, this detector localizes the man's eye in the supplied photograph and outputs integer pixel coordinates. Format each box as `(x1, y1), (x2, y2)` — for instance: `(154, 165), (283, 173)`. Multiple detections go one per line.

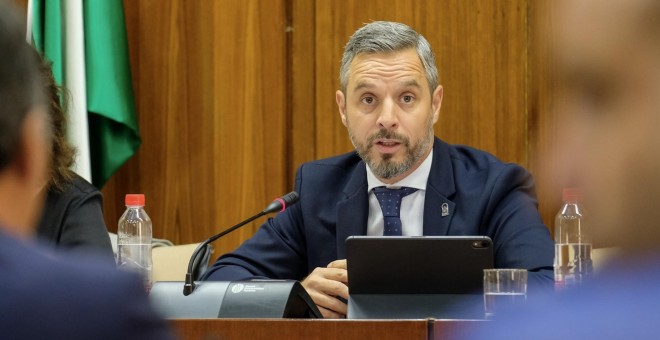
(362, 97), (375, 104)
(402, 95), (414, 103)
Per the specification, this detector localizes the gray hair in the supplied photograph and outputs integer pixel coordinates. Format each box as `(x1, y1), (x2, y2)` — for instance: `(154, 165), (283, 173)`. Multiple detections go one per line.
(339, 21), (439, 94)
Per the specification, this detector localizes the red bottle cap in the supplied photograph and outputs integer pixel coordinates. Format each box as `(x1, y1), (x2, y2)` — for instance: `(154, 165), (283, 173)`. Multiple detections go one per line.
(562, 188), (581, 203)
(125, 194), (145, 206)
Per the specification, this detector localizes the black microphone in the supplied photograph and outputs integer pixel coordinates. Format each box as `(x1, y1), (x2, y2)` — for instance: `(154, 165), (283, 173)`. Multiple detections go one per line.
(183, 191), (300, 296)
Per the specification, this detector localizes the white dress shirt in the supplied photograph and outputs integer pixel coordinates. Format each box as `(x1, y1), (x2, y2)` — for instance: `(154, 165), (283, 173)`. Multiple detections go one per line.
(366, 151), (433, 236)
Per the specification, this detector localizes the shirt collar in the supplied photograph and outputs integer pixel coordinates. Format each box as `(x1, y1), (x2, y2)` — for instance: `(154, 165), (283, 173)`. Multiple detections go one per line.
(366, 150), (433, 192)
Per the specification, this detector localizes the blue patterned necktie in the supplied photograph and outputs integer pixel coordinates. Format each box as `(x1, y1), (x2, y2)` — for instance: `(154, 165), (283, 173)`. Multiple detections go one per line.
(372, 186), (419, 236)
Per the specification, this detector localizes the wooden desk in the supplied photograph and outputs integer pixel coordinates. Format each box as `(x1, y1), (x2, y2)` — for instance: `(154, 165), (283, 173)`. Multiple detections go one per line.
(170, 319), (480, 340)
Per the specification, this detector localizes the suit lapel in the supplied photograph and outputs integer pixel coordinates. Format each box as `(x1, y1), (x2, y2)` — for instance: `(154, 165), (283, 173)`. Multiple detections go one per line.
(423, 139), (457, 235)
(336, 163), (369, 259)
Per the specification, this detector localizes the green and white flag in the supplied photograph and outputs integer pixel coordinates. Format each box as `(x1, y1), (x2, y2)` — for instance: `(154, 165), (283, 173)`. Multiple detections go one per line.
(29, 0), (140, 188)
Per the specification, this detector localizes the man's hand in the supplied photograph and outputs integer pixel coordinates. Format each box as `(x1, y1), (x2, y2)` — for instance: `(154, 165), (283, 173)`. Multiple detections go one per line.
(302, 259), (348, 318)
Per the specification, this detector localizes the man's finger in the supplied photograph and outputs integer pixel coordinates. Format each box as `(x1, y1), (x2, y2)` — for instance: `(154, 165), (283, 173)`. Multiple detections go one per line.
(327, 268), (348, 283)
(318, 305), (345, 319)
(303, 268), (347, 287)
(320, 278), (349, 300)
(327, 259), (347, 270)
(307, 289), (348, 315)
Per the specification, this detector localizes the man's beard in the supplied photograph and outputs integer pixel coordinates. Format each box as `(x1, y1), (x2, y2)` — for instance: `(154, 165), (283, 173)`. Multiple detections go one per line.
(348, 125), (434, 180)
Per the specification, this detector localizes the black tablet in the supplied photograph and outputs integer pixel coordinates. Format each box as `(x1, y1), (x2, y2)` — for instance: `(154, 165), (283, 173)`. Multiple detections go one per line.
(346, 236), (494, 319)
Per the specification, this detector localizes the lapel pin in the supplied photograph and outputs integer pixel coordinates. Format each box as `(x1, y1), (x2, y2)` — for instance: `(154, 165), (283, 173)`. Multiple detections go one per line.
(441, 203), (449, 217)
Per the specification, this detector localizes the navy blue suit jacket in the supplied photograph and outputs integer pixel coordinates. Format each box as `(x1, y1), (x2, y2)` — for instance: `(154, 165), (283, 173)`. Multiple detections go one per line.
(0, 230), (173, 340)
(204, 138), (554, 286)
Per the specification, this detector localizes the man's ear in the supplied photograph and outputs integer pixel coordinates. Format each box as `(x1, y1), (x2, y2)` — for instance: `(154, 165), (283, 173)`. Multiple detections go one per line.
(431, 85), (443, 124)
(336, 90), (348, 127)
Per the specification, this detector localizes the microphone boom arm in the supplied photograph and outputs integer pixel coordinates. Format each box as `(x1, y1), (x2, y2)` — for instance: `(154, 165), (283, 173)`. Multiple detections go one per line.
(183, 191), (299, 296)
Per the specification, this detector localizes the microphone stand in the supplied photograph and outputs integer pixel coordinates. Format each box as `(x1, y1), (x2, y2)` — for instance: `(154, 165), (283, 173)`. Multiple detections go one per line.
(183, 211), (266, 296)
(183, 191), (299, 296)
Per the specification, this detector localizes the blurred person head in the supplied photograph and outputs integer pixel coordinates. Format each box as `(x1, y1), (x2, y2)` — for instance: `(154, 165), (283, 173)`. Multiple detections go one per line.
(553, 0), (660, 251)
(336, 21), (443, 184)
(33, 50), (76, 192)
(0, 1), (50, 237)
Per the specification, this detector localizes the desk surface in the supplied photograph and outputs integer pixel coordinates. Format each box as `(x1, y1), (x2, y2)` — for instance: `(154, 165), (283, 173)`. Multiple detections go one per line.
(170, 318), (481, 340)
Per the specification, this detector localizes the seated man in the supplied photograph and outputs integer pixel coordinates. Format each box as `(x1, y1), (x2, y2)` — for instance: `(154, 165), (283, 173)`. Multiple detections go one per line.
(0, 3), (172, 338)
(204, 21), (554, 318)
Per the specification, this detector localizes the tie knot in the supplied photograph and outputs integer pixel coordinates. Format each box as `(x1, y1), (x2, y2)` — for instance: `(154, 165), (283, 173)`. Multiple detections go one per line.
(372, 186), (418, 218)
(372, 186), (418, 198)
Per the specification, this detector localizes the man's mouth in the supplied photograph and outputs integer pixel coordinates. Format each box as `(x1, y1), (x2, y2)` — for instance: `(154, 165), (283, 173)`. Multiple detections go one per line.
(373, 139), (402, 153)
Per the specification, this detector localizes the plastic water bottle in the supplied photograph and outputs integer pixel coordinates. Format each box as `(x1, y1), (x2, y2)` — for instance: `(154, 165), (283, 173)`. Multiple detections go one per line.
(554, 188), (592, 290)
(117, 194), (153, 292)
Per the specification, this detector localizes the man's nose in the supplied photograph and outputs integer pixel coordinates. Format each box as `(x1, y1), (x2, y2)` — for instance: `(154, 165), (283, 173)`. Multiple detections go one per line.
(376, 98), (399, 129)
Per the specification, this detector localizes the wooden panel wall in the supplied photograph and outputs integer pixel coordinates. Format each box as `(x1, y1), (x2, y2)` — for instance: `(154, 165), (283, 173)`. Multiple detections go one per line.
(102, 0), (289, 258)
(95, 0), (559, 258)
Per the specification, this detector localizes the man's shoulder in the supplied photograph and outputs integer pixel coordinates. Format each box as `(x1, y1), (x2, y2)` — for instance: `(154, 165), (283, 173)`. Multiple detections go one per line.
(0, 233), (170, 338)
(440, 141), (531, 185)
(435, 140), (534, 197)
(293, 151), (365, 198)
(299, 151), (363, 174)
(444, 142), (510, 173)
(0, 233), (139, 311)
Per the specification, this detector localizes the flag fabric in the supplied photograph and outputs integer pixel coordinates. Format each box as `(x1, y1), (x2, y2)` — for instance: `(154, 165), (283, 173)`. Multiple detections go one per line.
(31, 0), (140, 188)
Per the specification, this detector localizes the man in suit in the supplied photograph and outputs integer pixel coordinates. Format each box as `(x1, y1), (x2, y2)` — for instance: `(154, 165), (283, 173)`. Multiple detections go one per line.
(466, 0), (660, 338)
(0, 2), (172, 338)
(204, 21), (554, 318)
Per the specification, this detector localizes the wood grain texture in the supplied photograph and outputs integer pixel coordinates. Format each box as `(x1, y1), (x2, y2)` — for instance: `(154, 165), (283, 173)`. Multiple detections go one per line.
(169, 319), (436, 340)
(104, 0), (289, 260)
(101, 0), (557, 257)
(290, 0), (317, 169)
(169, 319), (481, 340)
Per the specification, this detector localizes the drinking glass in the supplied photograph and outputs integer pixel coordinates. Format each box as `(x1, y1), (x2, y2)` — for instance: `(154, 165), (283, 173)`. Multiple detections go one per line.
(483, 269), (527, 318)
